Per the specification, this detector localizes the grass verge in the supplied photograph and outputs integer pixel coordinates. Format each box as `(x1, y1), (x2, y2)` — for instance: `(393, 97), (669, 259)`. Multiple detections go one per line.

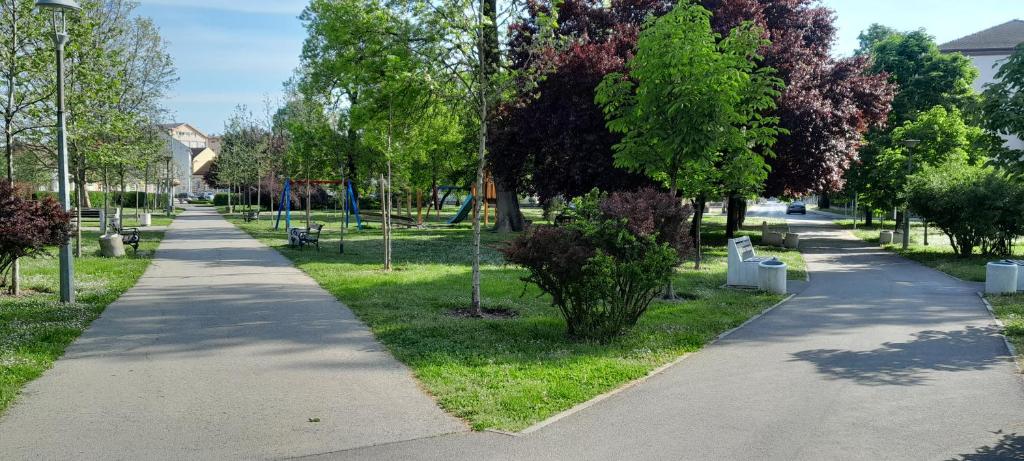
(226, 208), (804, 431)
(987, 294), (1024, 368)
(0, 230), (166, 414)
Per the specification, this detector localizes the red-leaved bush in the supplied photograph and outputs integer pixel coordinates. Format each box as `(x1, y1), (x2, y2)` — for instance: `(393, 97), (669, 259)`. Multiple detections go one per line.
(0, 182), (72, 289)
(600, 187), (694, 258)
(502, 188), (692, 341)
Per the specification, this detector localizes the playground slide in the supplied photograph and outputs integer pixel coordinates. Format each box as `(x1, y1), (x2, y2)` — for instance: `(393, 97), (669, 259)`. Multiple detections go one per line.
(447, 194), (474, 225)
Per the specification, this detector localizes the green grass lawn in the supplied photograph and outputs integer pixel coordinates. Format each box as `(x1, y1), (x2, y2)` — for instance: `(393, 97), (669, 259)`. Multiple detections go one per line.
(225, 207), (804, 431)
(0, 230), (166, 414)
(987, 294), (1024, 368)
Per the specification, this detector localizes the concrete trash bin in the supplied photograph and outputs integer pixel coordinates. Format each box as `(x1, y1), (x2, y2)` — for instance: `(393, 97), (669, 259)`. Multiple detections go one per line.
(758, 259), (787, 294)
(1004, 260), (1024, 292)
(784, 233), (801, 249)
(986, 261), (1018, 295)
(879, 230), (894, 245)
(139, 213), (152, 227)
(764, 231), (784, 247)
(98, 234), (126, 258)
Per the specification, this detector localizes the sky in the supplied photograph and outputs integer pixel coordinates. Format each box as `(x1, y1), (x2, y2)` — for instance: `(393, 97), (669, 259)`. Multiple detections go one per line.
(136, 0), (1024, 136)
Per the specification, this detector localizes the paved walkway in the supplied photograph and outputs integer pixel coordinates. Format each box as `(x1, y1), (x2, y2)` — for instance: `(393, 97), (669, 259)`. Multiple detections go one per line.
(308, 205), (1024, 460)
(0, 207), (465, 460)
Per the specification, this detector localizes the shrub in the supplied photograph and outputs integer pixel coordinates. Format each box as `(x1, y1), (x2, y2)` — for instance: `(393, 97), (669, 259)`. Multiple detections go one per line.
(907, 161), (1024, 257)
(503, 188), (691, 341)
(1, 183), (72, 288)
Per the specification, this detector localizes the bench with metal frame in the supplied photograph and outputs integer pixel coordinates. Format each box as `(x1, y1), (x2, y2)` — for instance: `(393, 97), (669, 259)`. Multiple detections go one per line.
(109, 222), (142, 253)
(289, 223), (323, 251)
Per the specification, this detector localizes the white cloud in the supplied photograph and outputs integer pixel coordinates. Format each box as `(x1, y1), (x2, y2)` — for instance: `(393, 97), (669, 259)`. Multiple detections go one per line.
(141, 0), (307, 15)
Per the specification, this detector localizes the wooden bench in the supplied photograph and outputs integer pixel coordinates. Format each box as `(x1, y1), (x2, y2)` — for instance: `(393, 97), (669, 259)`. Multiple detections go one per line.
(726, 236), (775, 287)
(289, 224), (323, 251)
(242, 210), (260, 222)
(109, 222), (141, 253)
(71, 208), (105, 230)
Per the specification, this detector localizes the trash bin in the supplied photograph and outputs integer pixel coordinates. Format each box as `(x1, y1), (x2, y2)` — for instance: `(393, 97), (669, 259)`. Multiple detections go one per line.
(784, 233), (801, 249)
(764, 231), (784, 247)
(1004, 260), (1024, 292)
(139, 213), (152, 227)
(986, 261), (1018, 295)
(879, 230), (894, 245)
(758, 259), (787, 294)
(98, 234), (125, 258)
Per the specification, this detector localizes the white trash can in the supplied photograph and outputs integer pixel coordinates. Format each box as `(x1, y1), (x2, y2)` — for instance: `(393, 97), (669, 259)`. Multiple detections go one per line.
(98, 234), (126, 258)
(986, 261), (1018, 295)
(758, 259), (788, 294)
(784, 233), (801, 249)
(764, 231), (784, 247)
(139, 213), (152, 227)
(1004, 260), (1024, 292)
(879, 230), (894, 245)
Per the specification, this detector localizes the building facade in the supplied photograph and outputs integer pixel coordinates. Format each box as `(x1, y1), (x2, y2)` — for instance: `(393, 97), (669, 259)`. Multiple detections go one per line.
(159, 123), (219, 195)
(939, 19), (1024, 150)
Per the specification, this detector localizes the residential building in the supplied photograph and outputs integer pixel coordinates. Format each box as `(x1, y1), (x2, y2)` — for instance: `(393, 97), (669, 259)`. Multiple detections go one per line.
(939, 19), (1024, 150)
(159, 122), (220, 195)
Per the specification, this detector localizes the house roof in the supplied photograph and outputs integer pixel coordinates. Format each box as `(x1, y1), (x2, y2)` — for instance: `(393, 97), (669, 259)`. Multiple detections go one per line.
(939, 19), (1024, 55)
(159, 122), (210, 139)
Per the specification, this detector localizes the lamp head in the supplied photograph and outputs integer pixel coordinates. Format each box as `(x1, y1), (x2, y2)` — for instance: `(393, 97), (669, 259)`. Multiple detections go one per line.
(902, 139), (921, 148)
(35, 0), (81, 11)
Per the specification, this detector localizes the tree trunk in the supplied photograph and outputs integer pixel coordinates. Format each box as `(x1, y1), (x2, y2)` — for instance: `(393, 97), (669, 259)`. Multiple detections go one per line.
(819, 192), (831, 210)
(864, 208), (873, 226)
(663, 180), (679, 299)
(691, 194), (706, 270)
(725, 192), (741, 240)
(4, 11), (19, 295)
(102, 166), (109, 233)
(493, 180), (524, 232)
(119, 168), (126, 229)
(227, 182), (233, 213)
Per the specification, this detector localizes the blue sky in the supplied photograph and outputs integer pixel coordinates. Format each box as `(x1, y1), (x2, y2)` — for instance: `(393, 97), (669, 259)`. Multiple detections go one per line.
(137, 0), (1023, 136)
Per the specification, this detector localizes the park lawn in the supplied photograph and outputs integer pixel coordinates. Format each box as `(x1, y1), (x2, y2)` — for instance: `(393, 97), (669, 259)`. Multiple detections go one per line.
(987, 294), (1024, 368)
(0, 229), (167, 414)
(226, 207), (804, 431)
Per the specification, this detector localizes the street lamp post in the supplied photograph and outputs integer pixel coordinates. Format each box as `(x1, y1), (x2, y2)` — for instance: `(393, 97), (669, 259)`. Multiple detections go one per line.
(901, 138), (921, 251)
(37, 0), (81, 304)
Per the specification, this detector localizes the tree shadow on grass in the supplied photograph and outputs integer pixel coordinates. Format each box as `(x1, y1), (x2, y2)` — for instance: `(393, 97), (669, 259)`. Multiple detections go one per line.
(790, 326), (1009, 386)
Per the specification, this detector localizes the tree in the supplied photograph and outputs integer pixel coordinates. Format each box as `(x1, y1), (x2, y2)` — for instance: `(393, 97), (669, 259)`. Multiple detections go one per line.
(704, 0), (894, 199)
(489, 0), (667, 208)
(0, 182), (72, 294)
(596, 2), (783, 273)
(849, 27), (980, 223)
(982, 43), (1024, 177)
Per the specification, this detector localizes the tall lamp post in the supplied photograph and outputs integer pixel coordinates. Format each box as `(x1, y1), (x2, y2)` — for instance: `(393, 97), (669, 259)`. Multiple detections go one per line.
(901, 138), (921, 251)
(37, 0), (81, 304)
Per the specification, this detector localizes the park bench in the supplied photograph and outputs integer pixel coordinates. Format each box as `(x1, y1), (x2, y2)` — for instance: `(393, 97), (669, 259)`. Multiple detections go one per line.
(109, 222), (142, 253)
(727, 236), (775, 287)
(289, 223), (323, 251)
(242, 210), (260, 222)
(71, 208), (105, 230)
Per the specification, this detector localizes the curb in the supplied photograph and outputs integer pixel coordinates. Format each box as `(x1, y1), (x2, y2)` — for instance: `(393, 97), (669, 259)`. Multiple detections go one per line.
(517, 292), (798, 435)
(976, 292), (1021, 374)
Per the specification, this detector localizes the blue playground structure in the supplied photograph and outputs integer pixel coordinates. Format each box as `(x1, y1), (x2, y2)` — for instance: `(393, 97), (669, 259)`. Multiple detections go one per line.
(447, 194), (474, 225)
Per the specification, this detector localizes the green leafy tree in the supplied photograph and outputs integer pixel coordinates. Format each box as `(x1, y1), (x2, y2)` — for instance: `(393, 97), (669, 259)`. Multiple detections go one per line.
(982, 43), (1024, 177)
(595, 2), (783, 271)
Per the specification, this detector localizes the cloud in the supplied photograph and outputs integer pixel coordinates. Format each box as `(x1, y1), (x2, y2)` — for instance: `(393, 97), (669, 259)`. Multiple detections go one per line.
(141, 0), (307, 16)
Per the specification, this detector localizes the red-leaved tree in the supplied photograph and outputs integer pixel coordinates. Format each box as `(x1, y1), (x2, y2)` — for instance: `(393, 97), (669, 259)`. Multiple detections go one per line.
(703, 0), (893, 198)
(0, 183), (73, 294)
(489, 0), (668, 207)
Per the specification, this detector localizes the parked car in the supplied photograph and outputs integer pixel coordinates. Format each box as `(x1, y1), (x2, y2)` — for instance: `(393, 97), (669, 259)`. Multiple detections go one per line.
(201, 192), (215, 201)
(786, 201), (807, 215)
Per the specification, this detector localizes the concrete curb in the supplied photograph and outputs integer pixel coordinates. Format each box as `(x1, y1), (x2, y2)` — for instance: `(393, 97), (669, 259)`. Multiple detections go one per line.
(976, 292), (1021, 374)
(517, 292), (798, 435)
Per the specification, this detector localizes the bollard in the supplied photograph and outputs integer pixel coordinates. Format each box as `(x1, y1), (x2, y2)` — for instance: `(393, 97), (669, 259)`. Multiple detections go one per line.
(986, 261), (1018, 295)
(758, 259), (787, 294)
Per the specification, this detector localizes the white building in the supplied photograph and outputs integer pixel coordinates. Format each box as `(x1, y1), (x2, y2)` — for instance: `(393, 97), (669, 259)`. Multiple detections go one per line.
(939, 19), (1024, 150)
(158, 123), (219, 195)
